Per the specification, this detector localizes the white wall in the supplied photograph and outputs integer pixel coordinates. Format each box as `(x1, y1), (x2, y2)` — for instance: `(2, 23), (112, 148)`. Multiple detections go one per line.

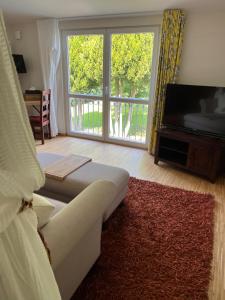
(60, 11), (225, 88)
(6, 15), (162, 134)
(179, 11), (225, 87)
(7, 11), (225, 92)
(6, 14), (162, 94)
(7, 22), (43, 91)
(6, 11), (225, 133)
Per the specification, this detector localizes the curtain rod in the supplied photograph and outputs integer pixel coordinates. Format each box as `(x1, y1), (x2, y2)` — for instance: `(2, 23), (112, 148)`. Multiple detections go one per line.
(58, 11), (163, 22)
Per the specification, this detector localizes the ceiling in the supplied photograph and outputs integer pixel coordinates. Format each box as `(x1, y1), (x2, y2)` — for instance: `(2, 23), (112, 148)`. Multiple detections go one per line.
(1, 0), (225, 24)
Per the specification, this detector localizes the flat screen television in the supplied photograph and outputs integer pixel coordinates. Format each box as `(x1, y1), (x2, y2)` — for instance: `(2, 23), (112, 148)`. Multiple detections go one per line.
(12, 54), (26, 73)
(163, 83), (225, 138)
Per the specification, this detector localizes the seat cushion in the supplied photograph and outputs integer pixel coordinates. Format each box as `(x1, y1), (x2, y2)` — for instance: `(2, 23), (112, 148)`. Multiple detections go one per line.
(30, 115), (41, 122)
(48, 198), (66, 218)
(30, 116), (48, 123)
(37, 152), (129, 201)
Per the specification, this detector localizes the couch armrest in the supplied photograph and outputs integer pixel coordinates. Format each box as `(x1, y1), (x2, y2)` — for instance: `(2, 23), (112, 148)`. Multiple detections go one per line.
(41, 180), (115, 268)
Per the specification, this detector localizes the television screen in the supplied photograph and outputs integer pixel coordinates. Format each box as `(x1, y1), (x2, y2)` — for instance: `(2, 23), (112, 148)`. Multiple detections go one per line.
(12, 54), (26, 73)
(163, 84), (225, 138)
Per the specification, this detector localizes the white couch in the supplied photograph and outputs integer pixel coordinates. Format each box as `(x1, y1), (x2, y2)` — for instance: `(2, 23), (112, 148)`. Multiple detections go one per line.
(41, 180), (116, 300)
(37, 152), (129, 221)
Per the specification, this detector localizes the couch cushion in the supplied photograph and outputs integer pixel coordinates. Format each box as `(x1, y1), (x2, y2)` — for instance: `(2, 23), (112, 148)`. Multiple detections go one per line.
(37, 152), (129, 201)
(48, 198), (66, 218)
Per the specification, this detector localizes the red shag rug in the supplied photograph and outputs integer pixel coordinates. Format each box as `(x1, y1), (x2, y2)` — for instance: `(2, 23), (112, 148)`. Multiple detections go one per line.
(72, 177), (215, 300)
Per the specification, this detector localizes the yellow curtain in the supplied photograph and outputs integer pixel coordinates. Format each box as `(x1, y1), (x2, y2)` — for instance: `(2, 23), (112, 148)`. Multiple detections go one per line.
(149, 9), (185, 154)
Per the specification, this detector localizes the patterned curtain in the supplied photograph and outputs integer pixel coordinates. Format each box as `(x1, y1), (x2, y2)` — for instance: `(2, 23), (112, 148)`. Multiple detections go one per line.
(149, 9), (185, 154)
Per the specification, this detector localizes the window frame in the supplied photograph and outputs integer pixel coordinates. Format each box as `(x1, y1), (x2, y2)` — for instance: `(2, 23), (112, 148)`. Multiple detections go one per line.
(61, 25), (160, 148)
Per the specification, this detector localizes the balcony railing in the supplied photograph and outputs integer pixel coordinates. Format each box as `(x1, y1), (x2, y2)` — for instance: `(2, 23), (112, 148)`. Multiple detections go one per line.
(70, 98), (148, 143)
(70, 98), (103, 135)
(109, 102), (148, 143)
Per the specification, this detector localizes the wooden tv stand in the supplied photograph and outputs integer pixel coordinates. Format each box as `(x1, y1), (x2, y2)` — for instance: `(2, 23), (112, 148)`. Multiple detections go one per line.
(154, 128), (225, 182)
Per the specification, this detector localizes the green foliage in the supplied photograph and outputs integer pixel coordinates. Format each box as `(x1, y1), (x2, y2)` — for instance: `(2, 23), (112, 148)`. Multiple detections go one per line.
(111, 33), (154, 98)
(68, 32), (154, 99)
(83, 111), (102, 129)
(68, 35), (103, 95)
(110, 103), (148, 135)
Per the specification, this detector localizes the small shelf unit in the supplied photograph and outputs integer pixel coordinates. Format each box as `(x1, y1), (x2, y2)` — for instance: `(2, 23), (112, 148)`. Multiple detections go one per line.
(154, 128), (225, 182)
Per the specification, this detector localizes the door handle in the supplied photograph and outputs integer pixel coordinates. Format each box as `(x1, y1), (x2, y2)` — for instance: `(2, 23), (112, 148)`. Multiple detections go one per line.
(105, 86), (109, 97)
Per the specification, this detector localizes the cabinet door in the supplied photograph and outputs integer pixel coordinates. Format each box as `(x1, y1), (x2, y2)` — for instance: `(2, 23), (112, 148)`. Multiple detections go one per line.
(188, 144), (213, 176)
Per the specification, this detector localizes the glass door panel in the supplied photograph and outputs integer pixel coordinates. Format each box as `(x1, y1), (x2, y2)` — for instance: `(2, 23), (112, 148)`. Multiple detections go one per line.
(67, 33), (104, 136)
(109, 102), (149, 143)
(70, 98), (103, 135)
(110, 33), (154, 99)
(109, 32), (155, 145)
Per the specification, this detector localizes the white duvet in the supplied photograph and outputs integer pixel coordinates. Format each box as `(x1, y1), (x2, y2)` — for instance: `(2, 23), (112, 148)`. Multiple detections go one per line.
(0, 11), (61, 300)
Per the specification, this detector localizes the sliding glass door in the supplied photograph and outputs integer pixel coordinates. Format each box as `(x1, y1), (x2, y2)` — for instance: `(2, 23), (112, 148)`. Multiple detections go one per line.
(108, 29), (157, 145)
(65, 31), (104, 137)
(63, 27), (159, 147)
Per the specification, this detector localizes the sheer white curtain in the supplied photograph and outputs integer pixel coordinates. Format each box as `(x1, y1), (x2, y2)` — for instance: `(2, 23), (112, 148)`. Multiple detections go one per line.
(37, 19), (63, 137)
(0, 11), (61, 299)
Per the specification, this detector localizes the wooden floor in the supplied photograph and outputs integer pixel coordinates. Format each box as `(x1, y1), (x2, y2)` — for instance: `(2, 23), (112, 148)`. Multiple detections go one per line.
(37, 136), (225, 300)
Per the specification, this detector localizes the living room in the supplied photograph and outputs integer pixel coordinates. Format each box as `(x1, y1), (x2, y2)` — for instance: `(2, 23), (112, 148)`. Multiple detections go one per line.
(0, 1), (225, 300)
